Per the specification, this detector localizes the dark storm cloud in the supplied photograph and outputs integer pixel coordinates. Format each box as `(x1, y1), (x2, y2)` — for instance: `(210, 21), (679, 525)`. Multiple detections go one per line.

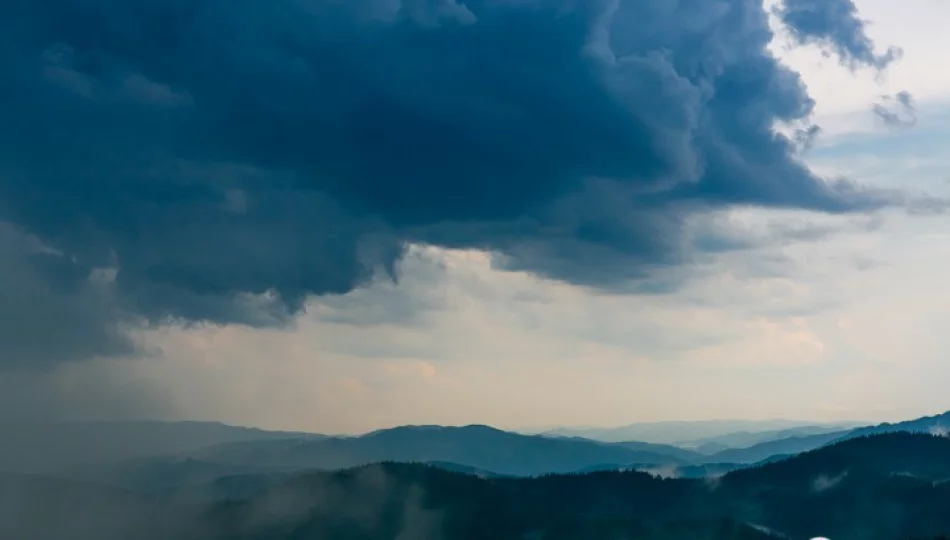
(0, 225), (133, 370)
(773, 0), (903, 71)
(0, 0), (906, 366)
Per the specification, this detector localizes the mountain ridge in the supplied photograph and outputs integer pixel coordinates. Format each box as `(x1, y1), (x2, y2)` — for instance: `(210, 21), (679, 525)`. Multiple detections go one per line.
(533, 419), (858, 444)
(189, 424), (695, 476)
(9, 431), (950, 540)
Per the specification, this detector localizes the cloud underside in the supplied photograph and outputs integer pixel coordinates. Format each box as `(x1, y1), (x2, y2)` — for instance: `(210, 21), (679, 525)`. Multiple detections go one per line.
(0, 0), (904, 367)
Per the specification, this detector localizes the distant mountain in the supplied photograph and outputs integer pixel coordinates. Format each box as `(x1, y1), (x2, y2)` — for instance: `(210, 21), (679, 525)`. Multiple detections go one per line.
(841, 410), (950, 440)
(677, 424), (856, 452)
(547, 436), (705, 462)
(701, 430), (850, 464)
(17, 410), (950, 496)
(539, 419), (844, 444)
(0, 420), (325, 473)
(190, 424), (692, 476)
(679, 409), (950, 465)
(693, 440), (732, 454)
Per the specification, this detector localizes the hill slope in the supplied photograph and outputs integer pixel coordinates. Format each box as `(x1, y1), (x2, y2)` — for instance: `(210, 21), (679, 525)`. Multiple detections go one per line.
(703, 409), (950, 465)
(191, 424), (693, 476)
(702, 430), (849, 464)
(678, 425), (854, 453)
(843, 411), (950, 440)
(713, 433), (950, 539)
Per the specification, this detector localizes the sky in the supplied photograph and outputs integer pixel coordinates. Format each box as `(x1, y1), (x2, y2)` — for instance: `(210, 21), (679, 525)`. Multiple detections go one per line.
(1, 0), (949, 434)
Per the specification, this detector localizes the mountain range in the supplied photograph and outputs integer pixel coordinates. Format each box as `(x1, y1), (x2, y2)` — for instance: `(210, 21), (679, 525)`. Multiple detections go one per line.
(7, 431), (950, 540)
(189, 409), (950, 474)
(188, 424), (699, 477)
(530, 419), (860, 445)
(706, 409), (950, 465)
(6, 409), (941, 499)
(675, 424), (854, 454)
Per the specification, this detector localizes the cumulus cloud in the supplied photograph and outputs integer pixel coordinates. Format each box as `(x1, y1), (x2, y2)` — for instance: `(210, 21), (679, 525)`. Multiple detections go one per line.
(0, 0), (908, 370)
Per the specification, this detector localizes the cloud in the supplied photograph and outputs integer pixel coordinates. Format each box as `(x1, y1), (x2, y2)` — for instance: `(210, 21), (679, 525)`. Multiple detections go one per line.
(0, 0), (908, 369)
(773, 0), (903, 71)
(872, 90), (917, 128)
(23, 203), (950, 432)
(0, 224), (134, 370)
(793, 124), (823, 152)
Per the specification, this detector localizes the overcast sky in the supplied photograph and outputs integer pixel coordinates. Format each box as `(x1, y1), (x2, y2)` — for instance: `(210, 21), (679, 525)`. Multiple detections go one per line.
(2, 0), (949, 434)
